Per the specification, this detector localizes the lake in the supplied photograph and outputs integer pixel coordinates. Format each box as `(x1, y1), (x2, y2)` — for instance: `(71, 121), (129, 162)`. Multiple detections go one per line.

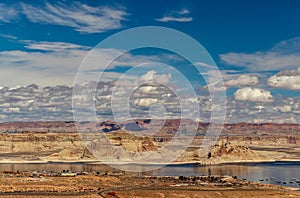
(0, 161), (299, 187)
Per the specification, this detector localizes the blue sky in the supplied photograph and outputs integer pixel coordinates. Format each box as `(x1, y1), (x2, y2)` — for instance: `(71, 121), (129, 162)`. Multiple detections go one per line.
(0, 0), (300, 88)
(2, 1), (300, 48)
(2, 1), (300, 55)
(0, 0), (300, 123)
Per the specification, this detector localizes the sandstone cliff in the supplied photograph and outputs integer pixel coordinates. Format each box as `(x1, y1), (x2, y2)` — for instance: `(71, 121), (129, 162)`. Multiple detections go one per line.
(0, 120), (299, 164)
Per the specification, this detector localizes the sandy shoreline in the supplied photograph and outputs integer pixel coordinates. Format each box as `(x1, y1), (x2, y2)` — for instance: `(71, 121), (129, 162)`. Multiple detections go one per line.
(0, 174), (298, 197)
(0, 159), (299, 165)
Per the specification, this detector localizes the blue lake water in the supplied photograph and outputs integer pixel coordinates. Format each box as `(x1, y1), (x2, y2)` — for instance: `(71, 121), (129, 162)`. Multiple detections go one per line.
(0, 161), (299, 187)
(149, 162), (300, 187)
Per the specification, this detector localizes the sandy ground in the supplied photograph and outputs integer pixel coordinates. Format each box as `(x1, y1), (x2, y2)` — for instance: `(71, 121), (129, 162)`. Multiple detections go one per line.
(0, 174), (299, 198)
(116, 188), (300, 198)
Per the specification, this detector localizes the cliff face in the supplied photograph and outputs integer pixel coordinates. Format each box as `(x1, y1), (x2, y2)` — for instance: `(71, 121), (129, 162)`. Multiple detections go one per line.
(0, 122), (76, 133)
(0, 131), (159, 162)
(0, 132), (87, 161)
(0, 120), (299, 164)
(1, 120), (299, 135)
(197, 141), (274, 164)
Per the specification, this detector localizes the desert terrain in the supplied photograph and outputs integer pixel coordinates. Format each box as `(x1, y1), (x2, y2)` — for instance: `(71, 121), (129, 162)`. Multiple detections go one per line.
(0, 120), (299, 197)
(0, 172), (299, 198)
(0, 120), (299, 164)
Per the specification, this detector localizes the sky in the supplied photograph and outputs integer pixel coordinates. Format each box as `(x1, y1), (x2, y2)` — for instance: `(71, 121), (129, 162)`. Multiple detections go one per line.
(0, 0), (300, 123)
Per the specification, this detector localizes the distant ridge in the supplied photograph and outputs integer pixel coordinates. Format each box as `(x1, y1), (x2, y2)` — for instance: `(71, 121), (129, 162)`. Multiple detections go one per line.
(0, 120), (299, 136)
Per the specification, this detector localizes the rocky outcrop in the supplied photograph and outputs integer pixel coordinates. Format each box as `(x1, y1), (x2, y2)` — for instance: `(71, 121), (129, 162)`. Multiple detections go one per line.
(97, 121), (120, 132)
(0, 121), (299, 164)
(0, 120), (300, 136)
(200, 141), (272, 164)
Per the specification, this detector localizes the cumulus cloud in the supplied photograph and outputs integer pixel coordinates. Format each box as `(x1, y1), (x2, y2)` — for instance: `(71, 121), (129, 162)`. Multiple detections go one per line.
(139, 70), (171, 84)
(225, 74), (259, 87)
(0, 82), (299, 123)
(234, 87), (273, 102)
(0, 83), (74, 122)
(134, 98), (158, 107)
(156, 9), (192, 22)
(3, 107), (20, 113)
(104, 69), (188, 121)
(200, 70), (258, 92)
(220, 37), (300, 72)
(276, 105), (292, 113)
(268, 68), (300, 90)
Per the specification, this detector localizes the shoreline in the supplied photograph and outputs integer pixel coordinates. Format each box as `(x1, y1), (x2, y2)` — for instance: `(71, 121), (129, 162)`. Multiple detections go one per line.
(0, 174), (298, 197)
(0, 159), (299, 166)
(0, 159), (299, 193)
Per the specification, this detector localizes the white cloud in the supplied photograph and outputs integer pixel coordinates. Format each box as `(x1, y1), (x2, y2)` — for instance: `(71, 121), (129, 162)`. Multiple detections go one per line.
(134, 98), (158, 107)
(255, 105), (264, 112)
(156, 16), (192, 23)
(0, 34), (17, 40)
(220, 52), (300, 72)
(234, 87), (273, 102)
(0, 40), (174, 86)
(138, 86), (159, 95)
(276, 105), (292, 113)
(225, 74), (258, 87)
(194, 62), (216, 69)
(3, 107), (20, 113)
(0, 46), (89, 86)
(0, 81), (298, 123)
(275, 67), (300, 76)
(200, 70), (258, 91)
(112, 70), (173, 97)
(268, 75), (300, 90)
(139, 70), (171, 84)
(271, 37), (300, 54)
(220, 37), (300, 72)
(156, 9), (192, 23)
(0, 3), (18, 23)
(19, 2), (128, 33)
(23, 40), (91, 52)
(0, 2), (128, 33)
(178, 9), (190, 15)
(268, 68), (300, 90)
